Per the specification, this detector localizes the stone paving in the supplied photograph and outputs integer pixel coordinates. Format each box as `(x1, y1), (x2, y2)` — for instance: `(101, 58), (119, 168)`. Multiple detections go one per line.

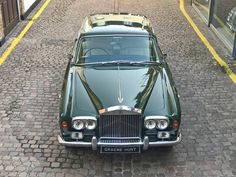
(0, 0), (236, 176)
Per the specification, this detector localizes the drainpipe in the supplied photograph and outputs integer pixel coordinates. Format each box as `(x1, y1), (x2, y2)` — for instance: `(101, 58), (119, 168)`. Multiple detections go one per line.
(16, 0), (21, 21)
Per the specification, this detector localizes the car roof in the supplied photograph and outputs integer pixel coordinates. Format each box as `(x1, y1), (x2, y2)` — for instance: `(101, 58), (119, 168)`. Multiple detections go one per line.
(79, 13), (154, 36)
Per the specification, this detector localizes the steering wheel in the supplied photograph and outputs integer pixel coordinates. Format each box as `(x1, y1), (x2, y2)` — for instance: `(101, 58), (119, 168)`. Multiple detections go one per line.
(84, 48), (109, 56)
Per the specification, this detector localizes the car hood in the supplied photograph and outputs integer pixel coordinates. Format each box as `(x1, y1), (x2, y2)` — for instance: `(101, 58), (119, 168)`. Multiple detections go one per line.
(70, 65), (176, 116)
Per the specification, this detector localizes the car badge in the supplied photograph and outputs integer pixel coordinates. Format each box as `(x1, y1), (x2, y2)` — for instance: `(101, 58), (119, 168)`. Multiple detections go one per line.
(99, 108), (106, 114)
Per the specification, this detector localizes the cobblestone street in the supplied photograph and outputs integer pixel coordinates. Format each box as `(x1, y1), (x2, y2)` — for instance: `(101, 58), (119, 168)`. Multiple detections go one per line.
(0, 0), (236, 176)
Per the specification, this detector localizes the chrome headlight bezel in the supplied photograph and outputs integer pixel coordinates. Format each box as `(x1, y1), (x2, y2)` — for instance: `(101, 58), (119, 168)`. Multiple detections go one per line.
(144, 119), (157, 130)
(85, 119), (97, 130)
(156, 119), (169, 130)
(72, 116), (97, 130)
(144, 116), (169, 130)
(72, 119), (84, 130)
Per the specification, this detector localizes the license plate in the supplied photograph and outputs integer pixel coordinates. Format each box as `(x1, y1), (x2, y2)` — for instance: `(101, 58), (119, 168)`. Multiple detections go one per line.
(100, 146), (140, 153)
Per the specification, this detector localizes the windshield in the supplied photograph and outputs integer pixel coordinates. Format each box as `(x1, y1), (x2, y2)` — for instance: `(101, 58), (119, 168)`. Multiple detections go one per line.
(75, 36), (160, 64)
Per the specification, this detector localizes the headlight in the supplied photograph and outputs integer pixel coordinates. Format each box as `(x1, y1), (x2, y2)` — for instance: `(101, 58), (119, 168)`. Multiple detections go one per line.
(156, 119), (169, 130)
(85, 120), (96, 130)
(145, 119), (156, 129)
(145, 116), (169, 130)
(72, 116), (97, 130)
(72, 120), (84, 130)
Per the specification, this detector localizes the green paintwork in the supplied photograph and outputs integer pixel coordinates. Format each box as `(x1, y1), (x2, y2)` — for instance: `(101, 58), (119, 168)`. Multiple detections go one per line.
(60, 62), (180, 118)
(59, 13), (181, 141)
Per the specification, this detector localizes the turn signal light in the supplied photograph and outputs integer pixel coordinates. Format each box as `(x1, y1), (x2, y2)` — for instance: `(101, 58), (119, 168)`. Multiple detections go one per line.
(173, 120), (179, 129)
(61, 121), (68, 129)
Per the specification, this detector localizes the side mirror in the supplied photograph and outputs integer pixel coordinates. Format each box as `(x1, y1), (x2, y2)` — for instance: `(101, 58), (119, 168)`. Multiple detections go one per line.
(67, 54), (73, 60)
(163, 53), (167, 59)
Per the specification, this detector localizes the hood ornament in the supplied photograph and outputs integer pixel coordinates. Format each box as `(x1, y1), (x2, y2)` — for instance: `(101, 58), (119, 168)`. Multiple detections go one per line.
(118, 95), (123, 104)
(117, 65), (124, 104)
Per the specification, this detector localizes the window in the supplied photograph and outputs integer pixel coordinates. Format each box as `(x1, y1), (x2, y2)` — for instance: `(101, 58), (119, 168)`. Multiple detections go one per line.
(212, 0), (236, 46)
(76, 36), (160, 63)
(194, 0), (210, 20)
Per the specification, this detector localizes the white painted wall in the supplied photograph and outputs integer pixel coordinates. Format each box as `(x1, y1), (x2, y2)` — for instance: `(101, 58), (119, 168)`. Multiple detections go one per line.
(23, 0), (36, 13)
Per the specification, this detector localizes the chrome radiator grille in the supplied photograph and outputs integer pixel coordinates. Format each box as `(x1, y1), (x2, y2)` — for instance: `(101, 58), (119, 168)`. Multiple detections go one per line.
(99, 111), (142, 137)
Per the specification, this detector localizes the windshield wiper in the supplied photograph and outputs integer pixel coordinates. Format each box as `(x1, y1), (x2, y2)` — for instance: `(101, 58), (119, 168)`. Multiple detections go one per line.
(73, 62), (108, 66)
(133, 61), (160, 65)
(73, 60), (161, 66)
(73, 60), (130, 66)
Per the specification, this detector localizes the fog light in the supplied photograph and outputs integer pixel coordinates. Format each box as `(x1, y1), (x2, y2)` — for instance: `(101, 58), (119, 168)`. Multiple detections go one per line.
(71, 132), (83, 139)
(158, 132), (170, 139)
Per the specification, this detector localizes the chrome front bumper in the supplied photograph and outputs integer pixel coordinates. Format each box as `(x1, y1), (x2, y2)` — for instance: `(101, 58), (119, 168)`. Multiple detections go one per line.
(58, 133), (182, 150)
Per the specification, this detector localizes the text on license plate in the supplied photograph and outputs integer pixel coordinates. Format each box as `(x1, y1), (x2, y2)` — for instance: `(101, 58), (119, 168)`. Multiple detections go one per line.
(101, 146), (140, 153)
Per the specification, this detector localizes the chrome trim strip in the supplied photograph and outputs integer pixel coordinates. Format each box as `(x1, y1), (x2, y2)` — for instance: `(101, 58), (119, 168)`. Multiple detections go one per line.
(72, 116), (97, 121)
(58, 135), (92, 147)
(117, 65), (124, 104)
(98, 141), (143, 146)
(58, 133), (182, 149)
(149, 133), (181, 146)
(100, 105), (142, 114)
(100, 137), (140, 140)
(144, 116), (169, 121)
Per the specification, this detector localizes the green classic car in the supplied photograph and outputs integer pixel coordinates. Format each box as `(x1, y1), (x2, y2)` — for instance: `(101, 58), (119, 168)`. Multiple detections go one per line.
(58, 13), (181, 153)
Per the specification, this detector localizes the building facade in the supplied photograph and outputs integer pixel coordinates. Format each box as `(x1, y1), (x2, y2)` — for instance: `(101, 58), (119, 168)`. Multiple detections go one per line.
(0, 0), (41, 46)
(193, 0), (236, 59)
